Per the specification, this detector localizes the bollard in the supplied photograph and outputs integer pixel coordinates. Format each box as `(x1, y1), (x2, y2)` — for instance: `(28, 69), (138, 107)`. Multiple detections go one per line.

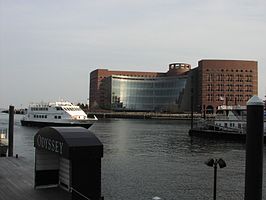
(8, 105), (14, 157)
(244, 96), (264, 200)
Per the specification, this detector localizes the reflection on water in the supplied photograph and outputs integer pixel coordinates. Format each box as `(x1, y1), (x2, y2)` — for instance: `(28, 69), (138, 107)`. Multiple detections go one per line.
(1, 114), (266, 199)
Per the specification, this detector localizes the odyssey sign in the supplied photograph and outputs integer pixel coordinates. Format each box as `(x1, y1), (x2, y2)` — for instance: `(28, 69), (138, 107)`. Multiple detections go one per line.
(36, 135), (64, 155)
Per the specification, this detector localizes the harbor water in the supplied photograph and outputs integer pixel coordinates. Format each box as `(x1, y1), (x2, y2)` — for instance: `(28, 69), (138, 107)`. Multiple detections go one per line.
(1, 113), (266, 199)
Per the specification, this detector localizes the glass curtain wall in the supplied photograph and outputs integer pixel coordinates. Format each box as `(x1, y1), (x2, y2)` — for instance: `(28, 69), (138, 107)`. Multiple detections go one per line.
(110, 75), (187, 112)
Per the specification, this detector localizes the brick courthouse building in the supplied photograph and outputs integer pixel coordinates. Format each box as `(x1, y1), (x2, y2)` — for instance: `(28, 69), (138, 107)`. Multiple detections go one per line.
(89, 60), (258, 113)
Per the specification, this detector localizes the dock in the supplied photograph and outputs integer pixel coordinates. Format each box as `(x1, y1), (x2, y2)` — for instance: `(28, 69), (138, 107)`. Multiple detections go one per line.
(0, 157), (71, 200)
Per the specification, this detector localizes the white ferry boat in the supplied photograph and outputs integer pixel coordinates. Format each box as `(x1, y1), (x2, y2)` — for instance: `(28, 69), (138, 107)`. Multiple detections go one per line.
(213, 105), (266, 133)
(21, 101), (97, 128)
(214, 105), (247, 132)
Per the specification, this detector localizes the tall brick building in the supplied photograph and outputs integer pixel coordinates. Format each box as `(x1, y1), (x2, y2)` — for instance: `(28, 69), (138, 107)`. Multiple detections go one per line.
(89, 60), (258, 113)
(196, 59), (258, 113)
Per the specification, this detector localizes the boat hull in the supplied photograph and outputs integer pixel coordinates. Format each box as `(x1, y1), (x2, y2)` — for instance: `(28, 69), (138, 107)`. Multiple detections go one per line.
(189, 128), (266, 144)
(189, 128), (246, 142)
(21, 120), (94, 129)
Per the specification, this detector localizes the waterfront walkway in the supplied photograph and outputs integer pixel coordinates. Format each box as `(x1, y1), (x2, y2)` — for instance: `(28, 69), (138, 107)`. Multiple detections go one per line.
(0, 157), (70, 200)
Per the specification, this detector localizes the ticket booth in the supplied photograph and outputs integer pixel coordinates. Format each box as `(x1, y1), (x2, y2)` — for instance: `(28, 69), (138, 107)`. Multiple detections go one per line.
(34, 127), (103, 200)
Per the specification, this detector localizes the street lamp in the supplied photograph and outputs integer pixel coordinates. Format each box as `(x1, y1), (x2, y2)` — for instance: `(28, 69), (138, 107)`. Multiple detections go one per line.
(205, 158), (226, 200)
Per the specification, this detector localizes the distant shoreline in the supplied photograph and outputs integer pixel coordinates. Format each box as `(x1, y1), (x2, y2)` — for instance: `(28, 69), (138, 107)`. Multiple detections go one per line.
(88, 111), (206, 120)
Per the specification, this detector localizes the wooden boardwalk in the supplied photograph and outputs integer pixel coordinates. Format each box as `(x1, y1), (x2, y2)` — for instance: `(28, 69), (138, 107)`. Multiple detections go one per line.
(0, 157), (71, 200)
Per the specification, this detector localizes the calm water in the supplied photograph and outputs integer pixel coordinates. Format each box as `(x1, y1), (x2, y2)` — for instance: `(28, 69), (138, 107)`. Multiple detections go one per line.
(1, 113), (266, 199)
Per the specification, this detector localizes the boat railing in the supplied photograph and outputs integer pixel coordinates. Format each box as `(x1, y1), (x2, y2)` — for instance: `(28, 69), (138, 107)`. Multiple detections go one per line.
(215, 115), (246, 121)
(195, 119), (246, 134)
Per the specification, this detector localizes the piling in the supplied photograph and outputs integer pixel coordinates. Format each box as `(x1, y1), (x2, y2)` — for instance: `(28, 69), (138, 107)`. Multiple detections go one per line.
(203, 104), (206, 120)
(8, 105), (14, 157)
(190, 76), (194, 129)
(244, 96), (264, 200)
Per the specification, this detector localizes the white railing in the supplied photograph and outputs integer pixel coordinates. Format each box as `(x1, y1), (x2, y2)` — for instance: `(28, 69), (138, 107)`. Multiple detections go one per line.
(195, 119), (246, 134)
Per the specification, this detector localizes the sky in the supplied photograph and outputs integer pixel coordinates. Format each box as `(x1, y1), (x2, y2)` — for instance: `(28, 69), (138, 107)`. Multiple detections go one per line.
(0, 0), (266, 108)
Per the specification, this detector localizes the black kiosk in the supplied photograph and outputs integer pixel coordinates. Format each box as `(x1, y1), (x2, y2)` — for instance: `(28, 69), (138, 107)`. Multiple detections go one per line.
(34, 127), (103, 200)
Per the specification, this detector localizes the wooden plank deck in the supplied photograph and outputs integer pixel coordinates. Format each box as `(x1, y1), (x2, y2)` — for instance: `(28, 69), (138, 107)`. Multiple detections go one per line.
(0, 157), (71, 200)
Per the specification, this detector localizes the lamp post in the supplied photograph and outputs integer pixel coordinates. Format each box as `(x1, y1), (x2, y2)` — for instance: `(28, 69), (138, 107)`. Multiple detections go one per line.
(205, 158), (226, 200)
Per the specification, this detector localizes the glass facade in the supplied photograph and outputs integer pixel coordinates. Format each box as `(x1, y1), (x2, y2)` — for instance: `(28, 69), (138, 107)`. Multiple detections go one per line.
(108, 75), (188, 111)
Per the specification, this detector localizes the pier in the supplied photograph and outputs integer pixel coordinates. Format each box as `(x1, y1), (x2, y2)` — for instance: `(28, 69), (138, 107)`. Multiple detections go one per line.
(0, 157), (71, 200)
(0, 111), (103, 200)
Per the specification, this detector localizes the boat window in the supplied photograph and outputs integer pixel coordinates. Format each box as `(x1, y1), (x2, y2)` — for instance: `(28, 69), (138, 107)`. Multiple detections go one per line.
(58, 116), (61, 119)
(206, 105), (214, 114)
(45, 115), (47, 118)
(55, 116), (57, 119)
(224, 123), (227, 127)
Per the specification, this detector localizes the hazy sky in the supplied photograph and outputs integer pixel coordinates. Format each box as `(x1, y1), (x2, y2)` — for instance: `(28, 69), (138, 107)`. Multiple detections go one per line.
(1, 0), (265, 108)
